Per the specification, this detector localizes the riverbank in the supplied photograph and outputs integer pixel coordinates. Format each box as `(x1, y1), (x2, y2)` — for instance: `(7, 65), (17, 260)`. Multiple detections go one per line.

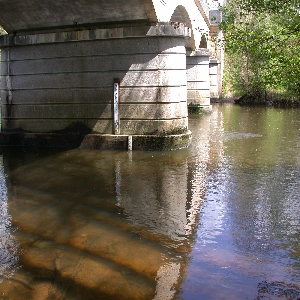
(214, 95), (300, 108)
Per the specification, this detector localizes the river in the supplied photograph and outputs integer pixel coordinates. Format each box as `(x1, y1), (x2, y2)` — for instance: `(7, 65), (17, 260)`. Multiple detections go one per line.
(0, 103), (299, 299)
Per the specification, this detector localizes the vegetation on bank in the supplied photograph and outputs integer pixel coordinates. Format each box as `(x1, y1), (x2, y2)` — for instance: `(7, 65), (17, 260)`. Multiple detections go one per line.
(220, 0), (300, 105)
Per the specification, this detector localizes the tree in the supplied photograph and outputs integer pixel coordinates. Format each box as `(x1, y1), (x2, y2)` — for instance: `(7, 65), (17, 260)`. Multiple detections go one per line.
(220, 0), (300, 102)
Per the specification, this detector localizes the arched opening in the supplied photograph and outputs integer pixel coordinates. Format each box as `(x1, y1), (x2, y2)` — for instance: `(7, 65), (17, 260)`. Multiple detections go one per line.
(199, 34), (207, 48)
(170, 5), (196, 50)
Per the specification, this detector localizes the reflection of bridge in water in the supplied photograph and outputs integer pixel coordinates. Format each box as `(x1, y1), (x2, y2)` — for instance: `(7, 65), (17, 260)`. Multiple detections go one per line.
(0, 0), (223, 150)
(0, 158), (20, 284)
(0, 108), (225, 299)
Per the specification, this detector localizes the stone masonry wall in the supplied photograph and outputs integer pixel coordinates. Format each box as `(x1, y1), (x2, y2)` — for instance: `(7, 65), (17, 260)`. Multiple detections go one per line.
(186, 49), (211, 111)
(0, 25), (189, 135)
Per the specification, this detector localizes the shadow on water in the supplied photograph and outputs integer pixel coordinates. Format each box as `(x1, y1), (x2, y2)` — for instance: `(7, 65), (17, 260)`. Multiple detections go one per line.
(0, 146), (70, 172)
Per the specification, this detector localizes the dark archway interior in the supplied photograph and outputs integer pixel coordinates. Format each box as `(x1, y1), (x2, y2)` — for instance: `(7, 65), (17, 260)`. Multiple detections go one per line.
(199, 34), (208, 48)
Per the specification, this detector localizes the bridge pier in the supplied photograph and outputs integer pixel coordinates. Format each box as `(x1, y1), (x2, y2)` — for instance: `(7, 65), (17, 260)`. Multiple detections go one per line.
(0, 23), (192, 150)
(209, 58), (222, 101)
(186, 49), (212, 114)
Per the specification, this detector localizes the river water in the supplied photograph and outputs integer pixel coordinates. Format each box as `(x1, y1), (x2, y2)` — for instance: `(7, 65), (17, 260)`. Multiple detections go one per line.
(0, 103), (299, 300)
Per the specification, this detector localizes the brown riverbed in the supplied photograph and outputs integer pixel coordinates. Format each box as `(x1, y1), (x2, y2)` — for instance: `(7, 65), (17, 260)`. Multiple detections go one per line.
(0, 103), (300, 299)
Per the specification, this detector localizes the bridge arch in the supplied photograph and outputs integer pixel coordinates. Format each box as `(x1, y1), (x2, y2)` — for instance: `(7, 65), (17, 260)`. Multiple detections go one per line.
(170, 5), (196, 50)
(0, 0), (210, 52)
(0, 0), (159, 34)
(152, 0), (210, 50)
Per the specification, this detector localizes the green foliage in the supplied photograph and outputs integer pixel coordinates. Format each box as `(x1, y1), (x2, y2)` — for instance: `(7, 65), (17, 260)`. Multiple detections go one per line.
(220, 0), (300, 101)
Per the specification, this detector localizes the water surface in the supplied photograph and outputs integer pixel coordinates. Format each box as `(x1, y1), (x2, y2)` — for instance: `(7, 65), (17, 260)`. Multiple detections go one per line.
(0, 104), (300, 299)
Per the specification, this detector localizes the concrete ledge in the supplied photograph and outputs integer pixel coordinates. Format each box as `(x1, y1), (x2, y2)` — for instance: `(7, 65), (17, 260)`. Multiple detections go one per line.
(0, 131), (192, 151)
(80, 132), (192, 150)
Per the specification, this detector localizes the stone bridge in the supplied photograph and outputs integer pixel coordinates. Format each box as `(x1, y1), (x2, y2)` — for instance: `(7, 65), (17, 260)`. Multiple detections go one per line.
(0, 0), (223, 150)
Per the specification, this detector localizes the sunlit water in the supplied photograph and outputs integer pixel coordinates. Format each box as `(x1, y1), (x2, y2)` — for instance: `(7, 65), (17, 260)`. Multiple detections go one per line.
(0, 103), (299, 299)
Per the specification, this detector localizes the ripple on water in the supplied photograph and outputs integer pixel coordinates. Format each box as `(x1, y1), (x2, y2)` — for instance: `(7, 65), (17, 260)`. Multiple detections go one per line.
(223, 131), (263, 141)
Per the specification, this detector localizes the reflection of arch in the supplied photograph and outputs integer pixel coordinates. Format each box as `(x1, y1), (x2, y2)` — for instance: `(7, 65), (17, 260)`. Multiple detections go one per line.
(170, 5), (196, 50)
